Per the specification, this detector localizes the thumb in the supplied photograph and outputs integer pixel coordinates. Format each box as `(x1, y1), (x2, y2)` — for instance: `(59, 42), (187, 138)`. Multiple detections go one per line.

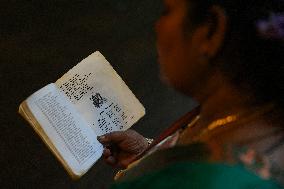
(97, 131), (126, 145)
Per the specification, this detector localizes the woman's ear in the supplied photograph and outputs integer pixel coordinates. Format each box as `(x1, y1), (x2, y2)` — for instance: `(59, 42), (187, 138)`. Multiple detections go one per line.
(198, 5), (227, 59)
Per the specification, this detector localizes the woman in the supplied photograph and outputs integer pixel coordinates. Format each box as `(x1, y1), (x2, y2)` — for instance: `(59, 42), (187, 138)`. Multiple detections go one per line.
(98, 0), (284, 188)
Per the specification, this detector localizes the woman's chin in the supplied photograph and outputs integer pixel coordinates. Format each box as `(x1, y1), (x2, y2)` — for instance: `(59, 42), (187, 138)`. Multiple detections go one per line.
(159, 71), (193, 96)
(159, 71), (170, 85)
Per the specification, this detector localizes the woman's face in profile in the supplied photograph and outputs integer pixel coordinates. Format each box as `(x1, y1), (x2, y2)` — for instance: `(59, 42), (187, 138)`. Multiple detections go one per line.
(156, 0), (212, 95)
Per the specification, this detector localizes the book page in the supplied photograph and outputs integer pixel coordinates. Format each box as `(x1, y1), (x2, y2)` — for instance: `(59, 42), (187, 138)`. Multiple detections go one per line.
(26, 83), (103, 176)
(55, 51), (145, 136)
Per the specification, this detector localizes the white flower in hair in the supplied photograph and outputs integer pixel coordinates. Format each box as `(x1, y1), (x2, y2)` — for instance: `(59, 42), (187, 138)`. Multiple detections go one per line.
(256, 13), (284, 40)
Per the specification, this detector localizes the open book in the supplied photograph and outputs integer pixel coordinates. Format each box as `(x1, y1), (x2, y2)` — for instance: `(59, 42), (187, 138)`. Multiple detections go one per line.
(18, 51), (145, 179)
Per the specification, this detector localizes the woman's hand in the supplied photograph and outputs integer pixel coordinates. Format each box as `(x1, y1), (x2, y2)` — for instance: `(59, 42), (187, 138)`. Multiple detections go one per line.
(97, 130), (149, 168)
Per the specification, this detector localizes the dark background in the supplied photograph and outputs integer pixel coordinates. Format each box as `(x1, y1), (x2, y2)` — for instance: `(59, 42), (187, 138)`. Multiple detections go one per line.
(0, 0), (196, 188)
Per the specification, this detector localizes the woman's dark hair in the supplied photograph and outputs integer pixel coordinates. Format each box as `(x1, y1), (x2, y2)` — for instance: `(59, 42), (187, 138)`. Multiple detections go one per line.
(185, 0), (284, 109)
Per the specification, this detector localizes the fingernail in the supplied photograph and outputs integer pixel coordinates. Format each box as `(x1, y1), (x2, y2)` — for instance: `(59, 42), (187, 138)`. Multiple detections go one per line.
(97, 135), (105, 141)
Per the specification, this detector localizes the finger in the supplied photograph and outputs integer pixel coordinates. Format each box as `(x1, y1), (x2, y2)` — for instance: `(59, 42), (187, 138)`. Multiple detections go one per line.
(105, 156), (116, 166)
(117, 155), (137, 169)
(102, 148), (111, 158)
(97, 131), (126, 144)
